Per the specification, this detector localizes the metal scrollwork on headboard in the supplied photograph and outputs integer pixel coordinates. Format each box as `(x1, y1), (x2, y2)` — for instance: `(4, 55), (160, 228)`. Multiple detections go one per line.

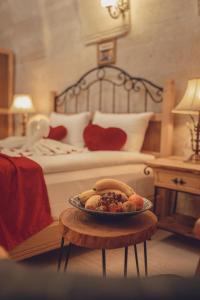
(54, 65), (163, 113)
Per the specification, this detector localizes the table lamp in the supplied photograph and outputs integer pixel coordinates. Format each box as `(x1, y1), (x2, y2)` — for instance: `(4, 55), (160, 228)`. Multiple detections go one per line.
(172, 79), (200, 163)
(10, 94), (35, 136)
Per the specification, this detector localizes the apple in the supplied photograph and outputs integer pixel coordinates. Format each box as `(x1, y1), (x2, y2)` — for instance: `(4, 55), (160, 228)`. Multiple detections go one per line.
(122, 200), (136, 212)
(109, 202), (123, 212)
(128, 194), (144, 210)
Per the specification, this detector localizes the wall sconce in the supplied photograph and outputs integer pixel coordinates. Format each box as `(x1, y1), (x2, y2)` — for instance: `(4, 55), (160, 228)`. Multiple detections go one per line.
(101, 0), (129, 19)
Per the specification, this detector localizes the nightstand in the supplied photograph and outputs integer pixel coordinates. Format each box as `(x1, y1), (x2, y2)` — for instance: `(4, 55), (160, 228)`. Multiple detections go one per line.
(146, 156), (200, 239)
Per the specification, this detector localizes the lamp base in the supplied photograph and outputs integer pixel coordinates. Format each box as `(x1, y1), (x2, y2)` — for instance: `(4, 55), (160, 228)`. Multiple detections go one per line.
(21, 113), (28, 136)
(184, 153), (200, 163)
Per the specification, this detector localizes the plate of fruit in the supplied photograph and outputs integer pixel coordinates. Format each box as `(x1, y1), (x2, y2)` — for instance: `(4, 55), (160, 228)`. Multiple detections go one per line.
(68, 178), (152, 218)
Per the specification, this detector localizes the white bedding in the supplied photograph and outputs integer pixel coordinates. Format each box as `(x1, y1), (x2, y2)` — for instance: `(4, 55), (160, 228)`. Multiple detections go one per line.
(0, 137), (83, 157)
(40, 151), (154, 220)
(0, 136), (154, 221)
(31, 151), (154, 174)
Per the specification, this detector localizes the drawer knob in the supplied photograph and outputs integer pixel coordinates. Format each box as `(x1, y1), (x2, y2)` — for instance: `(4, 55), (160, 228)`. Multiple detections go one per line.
(171, 178), (186, 185)
(171, 178), (178, 184)
(179, 178), (186, 185)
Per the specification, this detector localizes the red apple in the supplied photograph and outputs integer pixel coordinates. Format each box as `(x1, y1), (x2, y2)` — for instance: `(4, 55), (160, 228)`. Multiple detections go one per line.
(128, 194), (144, 210)
(109, 202), (123, 213)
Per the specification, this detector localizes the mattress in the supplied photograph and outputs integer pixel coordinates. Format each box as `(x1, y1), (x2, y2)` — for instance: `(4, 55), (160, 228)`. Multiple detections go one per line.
(31, 151), (154, 174)
(44, 163), (154, 220)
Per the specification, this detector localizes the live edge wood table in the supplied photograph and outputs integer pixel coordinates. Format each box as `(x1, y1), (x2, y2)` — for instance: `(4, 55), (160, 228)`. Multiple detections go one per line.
(57, 208), (157, 277)
(145, 156), (200, 240)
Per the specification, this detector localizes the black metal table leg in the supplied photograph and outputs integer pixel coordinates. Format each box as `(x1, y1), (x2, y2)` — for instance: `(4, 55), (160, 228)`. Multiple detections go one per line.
(134, 244), (140, 277)
(64, 243), (71, 272)
(144, 241), (148, 276)
(102, 249), (106, 278)
(57, 236), (64, 272)
(124, 246), (128, 278)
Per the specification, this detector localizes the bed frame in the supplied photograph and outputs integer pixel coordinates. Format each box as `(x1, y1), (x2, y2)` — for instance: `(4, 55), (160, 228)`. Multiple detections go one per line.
(9, 65), (176, 260)
(52, 65), (175, 157)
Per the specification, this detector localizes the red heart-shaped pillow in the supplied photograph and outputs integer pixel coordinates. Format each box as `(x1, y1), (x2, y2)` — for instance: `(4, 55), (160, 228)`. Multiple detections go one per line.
(83, 124), (127, 151)
(47, 126), (67, 141)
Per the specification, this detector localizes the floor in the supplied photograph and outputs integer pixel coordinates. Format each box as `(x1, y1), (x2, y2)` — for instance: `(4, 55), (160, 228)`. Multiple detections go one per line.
(22, 230), (200, 278)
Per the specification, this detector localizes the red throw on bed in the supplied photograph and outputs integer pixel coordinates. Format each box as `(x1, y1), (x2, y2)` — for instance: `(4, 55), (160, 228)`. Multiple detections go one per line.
(0, 153), (53, 251)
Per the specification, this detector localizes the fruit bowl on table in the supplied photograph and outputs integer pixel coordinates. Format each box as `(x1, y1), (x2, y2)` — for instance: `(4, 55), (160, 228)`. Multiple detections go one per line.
(68, 195), (153, 218)
(68, 179), (153, 219)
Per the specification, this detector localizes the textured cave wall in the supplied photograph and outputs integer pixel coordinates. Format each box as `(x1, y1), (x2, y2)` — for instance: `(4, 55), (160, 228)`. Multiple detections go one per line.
(0, 1), (199, 95)
(0, 0), (95, 113)
(0, 0), (200, 158)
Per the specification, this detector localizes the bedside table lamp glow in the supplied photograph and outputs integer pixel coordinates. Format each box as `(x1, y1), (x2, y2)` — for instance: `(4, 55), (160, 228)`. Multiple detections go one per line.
(172, 79), (200, 162)
(10, 94), (35, 136)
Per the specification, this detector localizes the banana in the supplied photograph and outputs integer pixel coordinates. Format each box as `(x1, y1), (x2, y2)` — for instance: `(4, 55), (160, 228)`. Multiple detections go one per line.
(97, 189), (128, 201)
(85, 195), (101, 210)
(94, 179), (134, 197)
(78, 189), (97, 205)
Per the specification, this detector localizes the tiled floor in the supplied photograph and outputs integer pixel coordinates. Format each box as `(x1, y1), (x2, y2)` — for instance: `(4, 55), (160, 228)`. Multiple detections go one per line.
(22, 230), (200, 278)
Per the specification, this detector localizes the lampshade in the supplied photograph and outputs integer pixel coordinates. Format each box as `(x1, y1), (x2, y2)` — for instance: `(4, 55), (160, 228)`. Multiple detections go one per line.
(10, 94), (35, 114)
(172, 79), (200, 115)
(101, 0), (117, 7)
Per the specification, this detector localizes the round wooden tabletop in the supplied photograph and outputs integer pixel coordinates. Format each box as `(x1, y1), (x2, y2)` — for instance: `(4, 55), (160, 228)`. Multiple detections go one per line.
(59, 208), (157, 249)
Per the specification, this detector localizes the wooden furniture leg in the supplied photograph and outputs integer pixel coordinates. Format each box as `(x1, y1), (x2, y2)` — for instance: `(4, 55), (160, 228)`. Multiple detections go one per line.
(195, 258), (200, 276)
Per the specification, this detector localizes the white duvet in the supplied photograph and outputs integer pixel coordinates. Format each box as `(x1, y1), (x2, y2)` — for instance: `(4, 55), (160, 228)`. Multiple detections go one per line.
(0, 136), (154, 174)
(0, 136), (83, 157)
(0, 119), (83, 157)
(31, 151), (154, 174)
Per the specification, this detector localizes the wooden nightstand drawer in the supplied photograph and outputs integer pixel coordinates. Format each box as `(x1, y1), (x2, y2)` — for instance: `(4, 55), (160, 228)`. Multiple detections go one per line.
(154, 169), (200, 195)
(146, 157), (200, 240)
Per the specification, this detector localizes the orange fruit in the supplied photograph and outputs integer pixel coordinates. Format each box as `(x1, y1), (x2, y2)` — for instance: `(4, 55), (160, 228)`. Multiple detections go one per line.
(128, 194), (144, 210)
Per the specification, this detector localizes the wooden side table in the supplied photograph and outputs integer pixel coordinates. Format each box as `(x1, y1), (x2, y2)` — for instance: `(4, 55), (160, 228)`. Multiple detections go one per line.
(194, 219), (200, 276)
(146, 156), (200, 239)
(57, 208), (157, 277)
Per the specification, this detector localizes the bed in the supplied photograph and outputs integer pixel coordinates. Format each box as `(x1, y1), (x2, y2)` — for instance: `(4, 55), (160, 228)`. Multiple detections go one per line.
(9, 65), (176, 260)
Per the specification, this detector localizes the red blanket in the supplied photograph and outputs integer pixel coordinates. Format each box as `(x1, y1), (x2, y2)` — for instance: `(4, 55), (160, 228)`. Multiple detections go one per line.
(0, 154), (53, 251)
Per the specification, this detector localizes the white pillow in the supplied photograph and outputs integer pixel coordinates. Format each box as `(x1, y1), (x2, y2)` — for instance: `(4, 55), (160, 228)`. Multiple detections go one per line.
(93, 111), (153, 152)
(50, 112), (90, 148)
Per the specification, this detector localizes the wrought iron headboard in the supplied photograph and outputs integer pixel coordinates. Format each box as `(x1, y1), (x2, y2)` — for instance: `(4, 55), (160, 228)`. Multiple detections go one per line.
(54, 65), (163, 114)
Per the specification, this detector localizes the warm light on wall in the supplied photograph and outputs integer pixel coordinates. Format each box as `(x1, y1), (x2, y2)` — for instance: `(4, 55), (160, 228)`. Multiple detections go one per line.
(100, 0), (129, 19)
